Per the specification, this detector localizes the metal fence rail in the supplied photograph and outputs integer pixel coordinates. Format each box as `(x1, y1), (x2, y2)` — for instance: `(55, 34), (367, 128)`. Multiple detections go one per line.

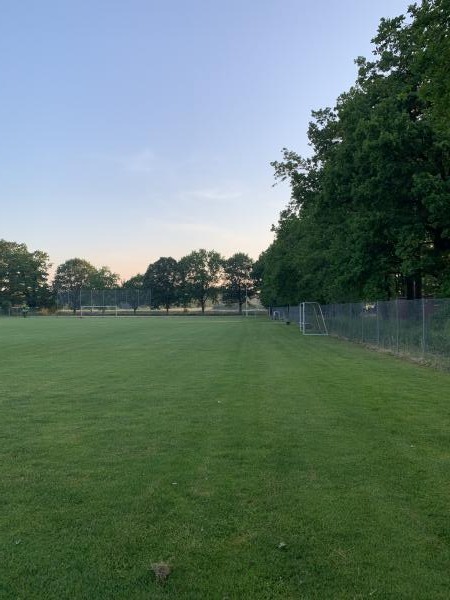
(322, 299), (450, 362)
(272, 299), (450, 369)
(56, 289), (153, 310)
(271, 305), (301, 324)
(53, 289), (266, 315)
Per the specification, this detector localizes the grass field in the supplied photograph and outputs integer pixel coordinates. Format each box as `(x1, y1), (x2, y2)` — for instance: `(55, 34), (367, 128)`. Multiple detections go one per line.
(1, 317), (450, 599)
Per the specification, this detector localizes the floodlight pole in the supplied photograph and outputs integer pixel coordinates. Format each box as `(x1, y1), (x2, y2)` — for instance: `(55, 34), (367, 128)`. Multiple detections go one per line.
(245, 283), (248, 317)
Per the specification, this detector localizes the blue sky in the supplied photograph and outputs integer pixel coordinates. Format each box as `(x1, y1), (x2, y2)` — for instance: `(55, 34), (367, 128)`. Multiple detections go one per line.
(1, 0), (411, 280)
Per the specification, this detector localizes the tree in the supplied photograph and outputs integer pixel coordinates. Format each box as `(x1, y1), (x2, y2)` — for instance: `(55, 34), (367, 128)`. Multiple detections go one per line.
(122, 274), (144, 288)
(122, 274), (145, 313)
(180, 249), (223, 313)
(143, 257), (179, 313)
(53, 259), (122, 310)
(262, 0), (450, 304)
(176, 256), (193, 311)
(222, 253), (255, 314)
(0, 240), (51, 310)
(53, 258), (96, 291)
(53, 258), (97, 310)
(89, 266), (120, 289)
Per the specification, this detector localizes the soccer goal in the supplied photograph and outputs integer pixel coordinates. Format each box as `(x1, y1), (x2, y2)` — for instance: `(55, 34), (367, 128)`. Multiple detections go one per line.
(79, 305), (118, 317)
(300, 302), (328, 335)
(9, 306), (31, 317)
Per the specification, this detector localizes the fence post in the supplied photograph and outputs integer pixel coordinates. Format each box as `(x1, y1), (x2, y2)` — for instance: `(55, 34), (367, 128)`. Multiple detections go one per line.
(347, 303), (353, 340)
(361, 302), (364, 342)
(396, 298), (399, 354)
(422, 297), (426, 358)
(376, 301), (380, 347)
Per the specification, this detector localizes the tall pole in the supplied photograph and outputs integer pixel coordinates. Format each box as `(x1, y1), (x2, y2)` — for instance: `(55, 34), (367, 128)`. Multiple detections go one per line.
(396, 298), (400, 355)
(376, 301), (380, 347)
(422, 297), (426, 358)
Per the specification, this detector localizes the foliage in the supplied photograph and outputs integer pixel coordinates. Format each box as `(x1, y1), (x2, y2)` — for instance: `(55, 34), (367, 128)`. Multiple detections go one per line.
(54, 259), (120, 295)
(261, 0), (450, 304)
(222, 253), (255, 313)
(121, 274), (145, 312)
(53, 258), (97, 293)
(0, 239), (52, 309)
(179, 249), (223, 313)
(50, 251), (252, 313)
(122, 274), (144, 288)
(89, 266), (120, 289)
(53, 259), (121, 310)
(143, 257), (179, 312)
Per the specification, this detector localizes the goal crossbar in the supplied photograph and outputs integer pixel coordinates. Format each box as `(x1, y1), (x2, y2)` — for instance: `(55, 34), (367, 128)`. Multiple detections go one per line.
(80, 305), (118, 317)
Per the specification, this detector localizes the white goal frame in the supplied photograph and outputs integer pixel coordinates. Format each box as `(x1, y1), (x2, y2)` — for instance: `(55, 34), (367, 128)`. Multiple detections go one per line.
(299, 302), (328, 335)
(9, 306), (30, 317)
(79, 305), (118, 317)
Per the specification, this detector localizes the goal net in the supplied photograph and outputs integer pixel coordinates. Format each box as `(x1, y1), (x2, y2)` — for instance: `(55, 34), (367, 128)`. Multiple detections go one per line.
(300, 302), (328, 335)
(79, 305), (118, 317)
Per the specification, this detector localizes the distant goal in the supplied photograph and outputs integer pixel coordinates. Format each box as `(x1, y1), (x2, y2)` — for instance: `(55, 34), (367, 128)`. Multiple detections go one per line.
(79, 305), (118, 317)
(300, 302), (328, 335)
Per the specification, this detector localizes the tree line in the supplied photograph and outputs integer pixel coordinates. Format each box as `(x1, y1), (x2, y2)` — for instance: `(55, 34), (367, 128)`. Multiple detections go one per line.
(0, 242), (257, 314)
(257, 0), (450, 305)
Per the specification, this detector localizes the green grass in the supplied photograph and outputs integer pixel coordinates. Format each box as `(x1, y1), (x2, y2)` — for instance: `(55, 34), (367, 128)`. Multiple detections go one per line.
(1, 317), (450, 599)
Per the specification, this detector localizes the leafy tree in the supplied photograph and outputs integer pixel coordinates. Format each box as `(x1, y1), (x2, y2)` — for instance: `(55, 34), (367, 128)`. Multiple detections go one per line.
(53, 258), (97, 291)
(122, 274), (145, 313)
(54, 260), (120, 290)
(176, 256), (194, 311)
(262, 0), (450, 304)
(89, 266), (120, 289)
(222, 253), (255, 313)
(53, 258), (97, 310)
(180, 249), (223, 313)
(143, 257), (179, 313)
(0, 240), (51, 310)
(122, 274), (144, 288)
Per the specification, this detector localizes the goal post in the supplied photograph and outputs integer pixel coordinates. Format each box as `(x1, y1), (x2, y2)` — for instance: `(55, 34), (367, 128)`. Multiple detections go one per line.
(300, 302), (328, 335)
(79, 305), (118, 317)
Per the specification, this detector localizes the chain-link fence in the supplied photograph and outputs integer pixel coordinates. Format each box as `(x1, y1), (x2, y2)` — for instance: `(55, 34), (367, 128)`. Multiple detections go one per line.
(270, 305), (301, 324)
(53, 289), (267, 316)
(271, 299), (450, 369)
(55, 289), (153, 312)
(322, 299), (450, 363)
